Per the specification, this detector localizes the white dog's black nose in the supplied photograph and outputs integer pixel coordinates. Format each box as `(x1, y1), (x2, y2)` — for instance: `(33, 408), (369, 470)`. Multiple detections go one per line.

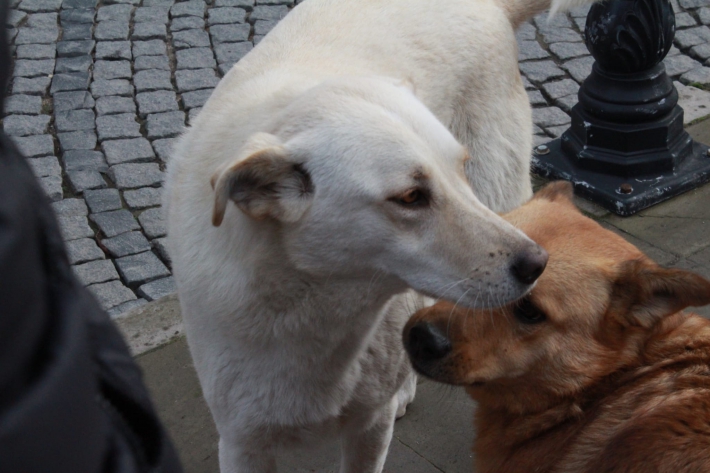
(511, 247), (548, 284)
(406, 322), (452, 364)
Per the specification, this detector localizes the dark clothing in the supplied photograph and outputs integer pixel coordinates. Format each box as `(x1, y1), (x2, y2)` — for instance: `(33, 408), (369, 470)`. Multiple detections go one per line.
(0, 5), (182, 473)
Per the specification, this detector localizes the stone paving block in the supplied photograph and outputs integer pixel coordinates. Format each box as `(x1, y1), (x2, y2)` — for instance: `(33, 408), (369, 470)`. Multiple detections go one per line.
(680, 0), (707, 9)
(38, 175), (63, 201)
(16, 43), (56, 59)
(73, 259), (119, 285)
(152, 137), (175, 162)
(132, 39), (166, 56)
(534, 12), (572, 30)
(96, 3), (132, 21)
(527, 90), (546, 106)
(109, 162), (164, 188)
(172, 28), (210, 49)
(207, 7), (246, 24)
(95, 40), (132, 60)
(50, 71), (90, 93)
(91, 209), (141, 237)
(542, 78), (579, 100)
(62, 0), (99, 9)
(152, 236), (170, 262)
(96, 113), (141, 140)
(215, 0), (253, 7)
(67, 169), (107, 192)
(19, 0), (63, 11)
(66, 238), (105, 265)
(88, 280), (137, 310)
(28, 155), (61, 177)
(676, 81), (710, 124)
(57, 214), (94, 240)
(62, 149), (108, 172)
(4, 94), (43, 114)
(102, 231), (152, 257)
(56, 40), (94, 57)
(132, 22), (167, 40)
(60, 7), (95, 23)
(555, 94), (579, 113)
(176, 47), (216, 69)
(84, 187), (122, 213)
(58, 130), (97, 150)
(210, 23), (250, 44)
(518, 40), (549, 61)
(700, 7), (710, 25)
(668, 46), (682, 57)
(214, 41), (252, 64)
(91, 79), (134, 97)
(170, 16), (203, 31)
(532, 106), (571, 127)
(692, 43), (710, 61)
(665, 55), (703, 77)
(137, 276), (176, 300)
(519, 60), (565, 83)
(116, 250), (171, 287)
(133, 69), (173, 92)
(54, 108), (95, 132)
(134, 54), (170, 71)
(676, 12), (697, 29)
(134, 6), (170, 23)
(15, 26), (60, 44)
(96, 95), (136, 115)
(51, 198), (89, 217)
(181, 88), (211, 109)
(3, 114), (50, 136)
(515, 22), (536, 42)
(549, 41), (589, 60)
(93, 59), (132, 80)
(187, 106), (201, 125)
(217, 63), (235, 76)
(251, 4), (287, 20)
(541, 28), (582, 44)
(136, 90), (179, 115)
(675, 26), (710, 49)
(253, 19), (277, 35)
(62, 22), (93, 40)
(55, 55), (93, 73)
(12, 59), (55, 78)
(145, 110), (185, 139)
(6, 28), (18, 43)
(681, 66), (710, 86)
(102, 137), (155, 164)
(175, 68), (218, 92)
(26, 12), (57, 27)
(6, 9), (28, 27)
(170, 0), (205, 18)
(138, 207), (166, 239)
(95, 20), (130, 40)
(107, 298), (147, 318)
(563, 55), (595, 82)
(124, 186), (162, 209)
(143, 0), (176, 6)
(545, 124), (568, 138)
(12, 76), (51, 95)
(12, 134), (54, 157)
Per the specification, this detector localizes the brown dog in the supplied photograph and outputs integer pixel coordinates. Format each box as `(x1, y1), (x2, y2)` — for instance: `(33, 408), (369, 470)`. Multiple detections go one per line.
(404, 181), (710, 473)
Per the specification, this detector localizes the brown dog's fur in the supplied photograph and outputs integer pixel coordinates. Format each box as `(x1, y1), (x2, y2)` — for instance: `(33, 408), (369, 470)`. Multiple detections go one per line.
(405, 182), (710, 473)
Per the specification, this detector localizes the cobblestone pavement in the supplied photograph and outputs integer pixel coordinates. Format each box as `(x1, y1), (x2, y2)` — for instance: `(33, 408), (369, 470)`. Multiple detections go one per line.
(3, 0), (710, 317)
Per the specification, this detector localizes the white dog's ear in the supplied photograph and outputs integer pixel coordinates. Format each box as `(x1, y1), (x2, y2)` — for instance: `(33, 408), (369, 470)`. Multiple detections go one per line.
(210, 133), (313, 226)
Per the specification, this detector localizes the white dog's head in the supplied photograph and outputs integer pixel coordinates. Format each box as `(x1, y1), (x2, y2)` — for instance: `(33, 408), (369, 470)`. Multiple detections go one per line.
(210, 77), (546, 308)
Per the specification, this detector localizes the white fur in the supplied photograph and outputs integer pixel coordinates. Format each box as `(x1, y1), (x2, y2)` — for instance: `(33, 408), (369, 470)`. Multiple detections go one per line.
(165, 0), (593, 471)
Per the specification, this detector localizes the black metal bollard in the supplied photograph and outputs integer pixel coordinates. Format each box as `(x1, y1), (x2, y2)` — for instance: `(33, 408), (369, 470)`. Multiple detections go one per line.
(532, 0), (710, 216)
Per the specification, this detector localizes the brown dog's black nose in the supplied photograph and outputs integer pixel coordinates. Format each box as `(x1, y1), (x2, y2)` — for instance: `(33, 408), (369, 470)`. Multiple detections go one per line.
(511, 247), (548, 285)
(406, 322), (452, 363)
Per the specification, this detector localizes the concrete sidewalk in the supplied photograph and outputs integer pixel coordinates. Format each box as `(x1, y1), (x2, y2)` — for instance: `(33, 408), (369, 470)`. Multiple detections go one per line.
(128, 121), (710, 473)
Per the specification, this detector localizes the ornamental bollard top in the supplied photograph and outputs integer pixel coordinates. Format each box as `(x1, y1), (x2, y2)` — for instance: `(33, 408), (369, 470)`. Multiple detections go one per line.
(532, 0), (710, 216)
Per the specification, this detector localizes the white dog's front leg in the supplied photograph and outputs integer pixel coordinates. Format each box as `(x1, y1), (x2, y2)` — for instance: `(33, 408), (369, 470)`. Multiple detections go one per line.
(219, 437), (277, 473)
(339, 398), (398, 473)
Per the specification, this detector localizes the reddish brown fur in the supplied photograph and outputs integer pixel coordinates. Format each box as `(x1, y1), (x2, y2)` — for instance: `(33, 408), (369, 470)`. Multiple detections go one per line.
(405, 181), (710, 473)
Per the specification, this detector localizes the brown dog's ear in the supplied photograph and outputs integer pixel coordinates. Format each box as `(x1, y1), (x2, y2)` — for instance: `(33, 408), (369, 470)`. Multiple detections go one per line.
(210, 133), (313, 226)
(609, 259), (710, 328)
(533, 181), (575, 204)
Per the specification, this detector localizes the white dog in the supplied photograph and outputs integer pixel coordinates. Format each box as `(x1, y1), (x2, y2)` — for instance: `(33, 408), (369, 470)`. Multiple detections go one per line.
(166, 0), (586, 471)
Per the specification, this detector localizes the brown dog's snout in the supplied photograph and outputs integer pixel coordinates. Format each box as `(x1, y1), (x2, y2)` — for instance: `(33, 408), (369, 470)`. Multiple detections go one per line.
(511, 245), (548, 285)
(405, 321), (452, 373)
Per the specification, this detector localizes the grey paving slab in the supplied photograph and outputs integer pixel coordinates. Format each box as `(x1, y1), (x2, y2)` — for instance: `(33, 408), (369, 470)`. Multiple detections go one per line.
(152, 237), (170, 262)
(96, 113), (141, 141)
(116, 250), (171, 285)
(132, 39), (167, 57)
(134, 54), (170, 71)
(170, 16), (203, 31)
(555, 94), (578, 113)
(133, 69), (173, 92)
(518, 40), (549, 61)
(60, 8), (95, 23)
(50, 71), (91, 93)
(175, 47), (216, 69)
(181, 88), (212, 110)
(152, 137), (176, 162)
(61, 149), (108, 172)
(187, 107), (201, 125)
(93, 60), (132, 80)
(16, 43), (57, 59)
(214, 41), (252, 64)
(6, 9), (28, 27)
(108, 298), (148, 318)
(541, 78), (579, 100)
(73, 259), (119, 285)
(51, 198), (88, 217)
(91, 208), (141, 237)
(96, 96), (136, 115)
(95, 40), (132, 60)
(134, 6), (170, 24)
(137, 276), (176, 301)
(61, 0), (98, 10)
(209, 23), (250, 44)
(145, 110), (185, 139)
(207, 7), (246, 24)
(27, 156), (61, 177)
(55, 55), (93, 73)
(67, 169), (107, 193)
(172, 28), (210, 49)
(12, 134), (55, 157)
(519, 60), (565, 83)
(57, 214), (94, 241)
(12, 76), (51, 95)
(65, 238), (105, 265)
(94, 20), (130, 40)
(109, 162), (164, 188)
(562, 55), (595, 82)
(253, 19), (276, 36)
(3, 114), (50, 136)
(102, 230), (152, 257)
(12, 58), (55, 78)
(681, 66), (710, 86)
(15, 26), (60, 44)
(38, 175), (63, 201)
(138, 206), (166, 238)
(170, 0), (205, 18)
(175, 68), (218, 92)
(56, 40), (95, 57)
(251, 4), (287, 20)
(532, 106), (571, 127)
(136, 90), (179, 115)
(58, 130), (97, 151)
(91, 78), (134, 97)
(5, 94), (43, 114)
(84, 188), (123, 213)
(664, 54), (703, 76)
(102, 137), (156, 164)
(54, 109), (96, 132)
(88, 280), (137, 310)
(62, 23), (93, 40)
(132, 22), (168, 40)
(214, 0), (253, 7)
(19, 0), (63, 11)
(96, 3), (132, 22)
(124, 187), (162, 209)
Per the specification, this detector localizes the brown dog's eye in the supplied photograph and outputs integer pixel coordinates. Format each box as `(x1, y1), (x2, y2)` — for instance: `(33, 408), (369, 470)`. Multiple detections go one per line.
(393, 189), (428, 207)
(513, 297), (546, 325)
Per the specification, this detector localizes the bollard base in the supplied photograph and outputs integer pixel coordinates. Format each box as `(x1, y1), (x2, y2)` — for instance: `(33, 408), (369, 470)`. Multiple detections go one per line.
(532, 139), (710, 216)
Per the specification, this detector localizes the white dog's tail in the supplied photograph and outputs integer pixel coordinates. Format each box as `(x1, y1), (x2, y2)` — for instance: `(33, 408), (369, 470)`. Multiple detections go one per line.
(499, 0), (598, 28)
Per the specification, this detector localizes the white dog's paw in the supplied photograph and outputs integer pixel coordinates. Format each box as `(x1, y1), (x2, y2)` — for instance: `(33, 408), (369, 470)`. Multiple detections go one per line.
(395, 372), (417, 419)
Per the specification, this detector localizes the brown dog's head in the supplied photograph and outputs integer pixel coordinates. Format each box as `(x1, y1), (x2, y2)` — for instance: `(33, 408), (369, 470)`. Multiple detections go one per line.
(404, 182), (710, 412)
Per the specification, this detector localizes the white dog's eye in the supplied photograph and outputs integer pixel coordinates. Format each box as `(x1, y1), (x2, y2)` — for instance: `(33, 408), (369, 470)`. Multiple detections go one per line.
(392, 188), (428, 207)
